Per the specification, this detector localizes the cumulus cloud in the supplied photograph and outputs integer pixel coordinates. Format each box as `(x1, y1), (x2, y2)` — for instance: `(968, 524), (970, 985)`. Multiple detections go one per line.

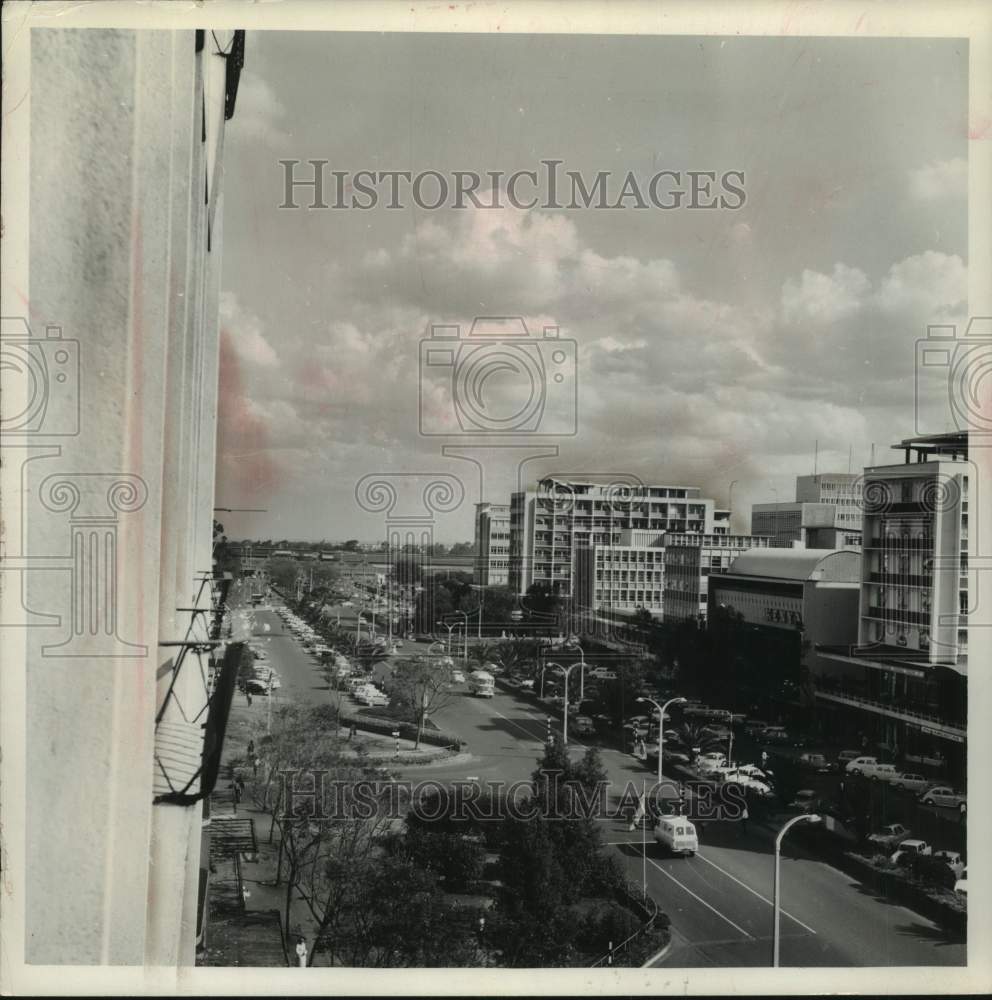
(229, 73), (291, 146)
(217, 202), (967, 537)
(781, 263), (870, 325)
(908, 157), (967, 201)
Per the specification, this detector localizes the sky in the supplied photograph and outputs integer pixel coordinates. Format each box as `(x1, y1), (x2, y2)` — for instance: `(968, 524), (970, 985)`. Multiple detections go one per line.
(215, 31), (968, 544)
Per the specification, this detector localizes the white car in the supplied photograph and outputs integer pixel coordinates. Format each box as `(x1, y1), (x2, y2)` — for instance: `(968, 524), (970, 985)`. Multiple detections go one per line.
(890, 772), (932, 793)
(845, 756), (897, 780)
(920, 786), (967, 813)
(451, 670), (465, 683)
(890, 839), (931, 864)
(933, 850), (965, 878)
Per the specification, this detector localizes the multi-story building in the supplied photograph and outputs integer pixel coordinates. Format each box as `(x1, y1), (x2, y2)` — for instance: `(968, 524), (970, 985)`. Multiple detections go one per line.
(817, 433), (968, 780)
(474, 502), (511, 587)
(509, 476), (726, 598)
(573, 530), (667, 620)
(662, 533), (772, 624)
(751, 472), (863, 548)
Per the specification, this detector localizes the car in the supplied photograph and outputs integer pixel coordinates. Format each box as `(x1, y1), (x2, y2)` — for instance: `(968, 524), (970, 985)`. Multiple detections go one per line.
(798, 753), (836, 773)
(890, 772), (931, 793)
(920, 786), (967, 813)
(836, 750), (862, 766)
(790, 789), (819, 812)
(891, 839), (932, 865)
(733, 763), (772, 783)
(933, 850), (965, 878)
(867, 823), (912, 850)
(724, 771), (774, 797)
(696, 751), (727, 765)
(518, 678), (535, 690)
(573, 715), (596, 736)
(760, 726), (790, 743)
(743, 719), (770, 735)
(451, 670), (465, 683)
(954, 867), (967, 896)
(845, 755), (880, 776)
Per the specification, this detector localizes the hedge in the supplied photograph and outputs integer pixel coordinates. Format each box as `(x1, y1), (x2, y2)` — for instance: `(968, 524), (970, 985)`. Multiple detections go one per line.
(340, 710), (465, 750)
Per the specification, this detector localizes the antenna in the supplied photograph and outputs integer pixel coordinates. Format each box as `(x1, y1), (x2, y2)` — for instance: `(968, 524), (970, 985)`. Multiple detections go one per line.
(870, 443), (875, 466)
(847, 444), (852, 475)
(813, 439), (818, 476)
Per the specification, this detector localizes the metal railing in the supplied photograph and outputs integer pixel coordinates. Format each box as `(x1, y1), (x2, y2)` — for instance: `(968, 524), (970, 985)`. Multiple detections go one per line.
(590, 882), (661, 968)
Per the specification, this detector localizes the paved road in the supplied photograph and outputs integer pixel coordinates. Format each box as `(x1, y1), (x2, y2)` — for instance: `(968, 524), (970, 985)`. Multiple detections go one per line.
(404, 683), (966, 968)
(239, 596), (964, 969)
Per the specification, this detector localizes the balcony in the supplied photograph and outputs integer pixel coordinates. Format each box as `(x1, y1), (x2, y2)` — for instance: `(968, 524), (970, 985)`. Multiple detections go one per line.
(867, 572), (932, 587)
(814, 686), (965, 738)
(865, 606), (929, 626)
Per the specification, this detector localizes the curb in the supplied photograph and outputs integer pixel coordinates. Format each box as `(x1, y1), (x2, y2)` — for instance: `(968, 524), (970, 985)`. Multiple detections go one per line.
(640, 928), (678, 968)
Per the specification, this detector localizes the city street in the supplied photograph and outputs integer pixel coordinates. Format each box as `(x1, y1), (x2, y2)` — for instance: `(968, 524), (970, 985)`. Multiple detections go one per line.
(241, 597), (964, 969)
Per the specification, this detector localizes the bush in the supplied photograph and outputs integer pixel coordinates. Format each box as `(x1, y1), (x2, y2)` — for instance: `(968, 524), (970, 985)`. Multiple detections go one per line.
(339, 710), (464, 749)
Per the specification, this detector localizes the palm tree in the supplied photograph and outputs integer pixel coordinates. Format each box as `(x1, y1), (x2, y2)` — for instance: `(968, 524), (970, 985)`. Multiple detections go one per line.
(468, 642), (498, 671)
(671, 722), (725, 764)
(352, 640), (392, 677)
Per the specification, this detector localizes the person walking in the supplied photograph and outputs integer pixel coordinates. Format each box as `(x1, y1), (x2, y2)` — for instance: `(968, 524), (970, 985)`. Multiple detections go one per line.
(741, 804), (749, 834)
(295, 935), (308, 968)
(247, 738), (255, 759)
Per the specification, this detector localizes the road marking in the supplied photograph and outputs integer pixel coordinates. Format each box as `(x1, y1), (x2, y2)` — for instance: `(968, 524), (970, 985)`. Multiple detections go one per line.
(644, 855), (753, 939)
(693, 852), (817, 935)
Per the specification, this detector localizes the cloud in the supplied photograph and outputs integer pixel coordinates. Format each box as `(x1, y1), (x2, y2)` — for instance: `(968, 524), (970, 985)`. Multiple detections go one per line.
(229, 73), (291, 146)
(216, 202), (967, 539)
(781, 263), (870, 325)
(908, 157), (967, 201)
(219, 291), (280, 368)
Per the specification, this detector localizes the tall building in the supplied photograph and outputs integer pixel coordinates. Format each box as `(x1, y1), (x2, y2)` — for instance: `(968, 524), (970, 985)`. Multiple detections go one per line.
(818, 433), (968, 779)
(509, 476), (726, 598)
(8, 28), (245, 966)
(573, 529), (667, 621)
(662, 532), (772, 624)
(751, 472), (863, 548)
(474, 502), (510, 587)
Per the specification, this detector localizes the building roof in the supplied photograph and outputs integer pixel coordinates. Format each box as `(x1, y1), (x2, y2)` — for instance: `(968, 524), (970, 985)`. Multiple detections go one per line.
(726, 547), (860, 582)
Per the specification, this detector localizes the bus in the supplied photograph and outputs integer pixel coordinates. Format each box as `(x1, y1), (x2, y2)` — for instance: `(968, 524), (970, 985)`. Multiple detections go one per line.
(468, 670), (495, 698)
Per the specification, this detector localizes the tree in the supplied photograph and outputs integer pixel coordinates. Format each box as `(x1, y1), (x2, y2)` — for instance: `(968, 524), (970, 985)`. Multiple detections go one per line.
(387, 657), (455, 748)
(343, 539), (360, 551)
(448, 541), (476, 556)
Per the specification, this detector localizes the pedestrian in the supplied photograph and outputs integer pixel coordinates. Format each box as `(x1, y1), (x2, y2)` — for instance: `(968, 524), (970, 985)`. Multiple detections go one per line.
(350, 723), (357, 741)
(246, 688), (252, 706)
(252, 755), (261, 778)
(295, 935), (307, 968)
(741, 804), (749, 834)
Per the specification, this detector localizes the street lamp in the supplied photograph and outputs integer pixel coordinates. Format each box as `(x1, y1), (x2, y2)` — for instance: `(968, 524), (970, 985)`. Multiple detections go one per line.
(455, 609), (469, 663)
(636, 695), (686, 785)
(436, 620), (459, 654)
(566, 639), (586, 701)
(773, 813), (820, 966)
(550, 660), (582, 746)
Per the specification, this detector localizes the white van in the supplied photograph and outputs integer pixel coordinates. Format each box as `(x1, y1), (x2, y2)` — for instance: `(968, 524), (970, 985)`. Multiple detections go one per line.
(654, 816), (698, 857)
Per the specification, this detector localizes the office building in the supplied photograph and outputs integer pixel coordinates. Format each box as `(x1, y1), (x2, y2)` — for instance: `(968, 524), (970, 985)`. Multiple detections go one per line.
(662, 533), (772, 624)
(474, 502), (511, 587)
(818, 433), (968, 779)
(509, 476), (726, 598)
(751, 472), (863, 548)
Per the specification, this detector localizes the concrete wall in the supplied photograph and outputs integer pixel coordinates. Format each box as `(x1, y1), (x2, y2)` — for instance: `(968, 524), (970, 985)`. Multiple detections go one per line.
(20, 28), (233, 967)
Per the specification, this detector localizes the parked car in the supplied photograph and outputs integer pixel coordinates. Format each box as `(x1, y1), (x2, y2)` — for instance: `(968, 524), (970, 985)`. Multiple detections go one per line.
(734, 763), (773, 783)
(933, 850), (965, 878)
(760, 726), (790, 743)
(573, 715), (596, 736)
(451, 670), (465, 684)
(798, 753), (836, 773)
(743, 719), (770, 736)
(920, 786), (967, 813)
(890, 772), (931, 793)
(725, 773), (774, 797)
(518, 678), (535, 690)
(954, 867), (967, 896)
(790, 789), (819, 812)
(891, 839), (932, 865)
(837, 750), (861, 766)
(867, 823), (912, 850)
(845, 755), (882, 777)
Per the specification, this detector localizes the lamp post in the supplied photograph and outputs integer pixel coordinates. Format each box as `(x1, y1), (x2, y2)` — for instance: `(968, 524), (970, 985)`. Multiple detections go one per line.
(437, 620), (458, 654)
(549, 660), (582, 746)
(455, 610), (469, 663)
(636, 695), (686, 785)
(773, 813), (820, 966)
(566, 639), (586, 701)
